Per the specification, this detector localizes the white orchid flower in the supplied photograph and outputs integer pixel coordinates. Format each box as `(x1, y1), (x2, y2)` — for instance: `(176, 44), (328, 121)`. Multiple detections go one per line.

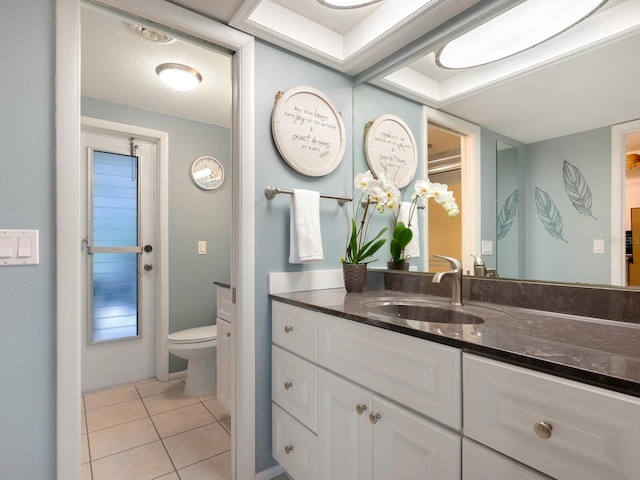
(429, 182), (449, 201)
(354, 170), (374, 191)
(367, 186), (385, 205)
(414, 179), (431, 198)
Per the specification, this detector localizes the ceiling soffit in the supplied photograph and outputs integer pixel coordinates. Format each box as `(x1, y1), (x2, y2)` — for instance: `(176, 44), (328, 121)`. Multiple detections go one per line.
(230, 0), (479, 75)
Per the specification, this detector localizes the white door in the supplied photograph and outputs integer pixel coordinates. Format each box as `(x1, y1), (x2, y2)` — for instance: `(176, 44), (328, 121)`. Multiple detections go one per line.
(81, 127), (157, 392)
(372, 395), (461, 480)
(317, 369), (372, 480)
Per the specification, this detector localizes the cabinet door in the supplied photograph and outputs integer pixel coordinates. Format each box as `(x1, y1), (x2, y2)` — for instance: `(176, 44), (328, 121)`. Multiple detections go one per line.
(317, 369), (372, 480)
(372, 395), (461, 480)
(216, 318), (232, 411)
(463, 438), (552, 480)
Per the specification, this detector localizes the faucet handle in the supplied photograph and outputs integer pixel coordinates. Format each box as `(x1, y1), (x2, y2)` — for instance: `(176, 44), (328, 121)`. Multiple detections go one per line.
(433, 254), (462, 270)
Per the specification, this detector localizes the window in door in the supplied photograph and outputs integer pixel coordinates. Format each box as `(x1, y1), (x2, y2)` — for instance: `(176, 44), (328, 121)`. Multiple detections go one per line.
(88, 150), (140, 343)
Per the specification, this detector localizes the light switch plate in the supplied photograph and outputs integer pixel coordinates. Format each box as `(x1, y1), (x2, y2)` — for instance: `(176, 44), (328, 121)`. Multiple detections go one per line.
(593, 238), (605, 253)
(481, 240), (494, 255)
(0, 230), (39, 266)
(198, 240), (207, 255)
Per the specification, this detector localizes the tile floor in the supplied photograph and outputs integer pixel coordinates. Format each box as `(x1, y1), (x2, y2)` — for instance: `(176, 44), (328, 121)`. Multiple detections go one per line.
(81, 377), (231, 480)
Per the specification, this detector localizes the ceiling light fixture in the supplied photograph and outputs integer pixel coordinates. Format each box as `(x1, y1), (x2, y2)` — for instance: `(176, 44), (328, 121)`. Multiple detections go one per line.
(155, 63), (203, 91)
(315, 0), (384, 9)
(436, 0), (608, 69)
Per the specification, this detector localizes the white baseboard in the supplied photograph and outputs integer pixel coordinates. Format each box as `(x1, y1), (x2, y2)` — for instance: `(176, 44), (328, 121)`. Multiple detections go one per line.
(255, 463), (284, 480)
(269, 269), (343, 294)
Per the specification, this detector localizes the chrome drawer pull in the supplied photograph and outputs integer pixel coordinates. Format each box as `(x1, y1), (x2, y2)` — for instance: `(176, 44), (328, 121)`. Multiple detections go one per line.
(284, 326), (294, 333)
(534, 421), (553, 439)
(369, 412), (381, 424)
(285, 445), (294, 454)
(355, 404), (367, 415)
(284, 382), (293, 390)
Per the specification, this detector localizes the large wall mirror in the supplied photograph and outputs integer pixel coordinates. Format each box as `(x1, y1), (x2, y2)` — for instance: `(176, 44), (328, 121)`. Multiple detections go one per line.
(355, 0), (640, 288)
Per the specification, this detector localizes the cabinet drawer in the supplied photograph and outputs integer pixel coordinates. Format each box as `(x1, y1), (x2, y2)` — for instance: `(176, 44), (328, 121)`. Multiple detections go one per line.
(273, 403), (317, 480)
(273, 345), (318, 433)
(462, 438), (552, 480)
(273, 302), (318, 362)
(216, 286), (233, 322)
(463, 354), (640, 480)
(318, 314), (461, 429)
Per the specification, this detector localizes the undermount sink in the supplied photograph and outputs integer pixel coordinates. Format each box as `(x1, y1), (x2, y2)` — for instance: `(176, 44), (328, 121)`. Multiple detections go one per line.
(367, 301), (485, 325)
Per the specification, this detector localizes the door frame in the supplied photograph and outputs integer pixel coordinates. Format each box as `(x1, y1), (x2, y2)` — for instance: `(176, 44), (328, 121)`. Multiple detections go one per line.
(55, 1), (256, 479)
(81, 117), (170, 386)
(611, 119), (640, 286)
(423, 106), (481, 275)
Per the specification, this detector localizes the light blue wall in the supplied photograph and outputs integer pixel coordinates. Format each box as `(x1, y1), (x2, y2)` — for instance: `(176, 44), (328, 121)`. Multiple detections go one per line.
(481, 126), (611, 283)
(353, 83), (425, 269)
(0, 2), (57, 478)
(82, 97), (232, 372)
(524, 127), (611, 283)
(254, 40), (354, 471)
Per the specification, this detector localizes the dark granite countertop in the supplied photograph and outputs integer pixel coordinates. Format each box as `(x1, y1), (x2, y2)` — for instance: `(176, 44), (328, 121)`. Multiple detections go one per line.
(270, 289), (640, 398)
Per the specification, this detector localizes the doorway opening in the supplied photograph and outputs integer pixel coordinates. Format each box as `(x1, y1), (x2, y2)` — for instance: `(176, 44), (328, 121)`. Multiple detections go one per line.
(427, 122), (463, 272)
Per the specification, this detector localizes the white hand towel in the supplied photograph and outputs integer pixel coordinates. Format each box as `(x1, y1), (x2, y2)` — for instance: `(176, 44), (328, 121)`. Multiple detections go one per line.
(289, 189), (324, 264)
(398, 201), (420, 259)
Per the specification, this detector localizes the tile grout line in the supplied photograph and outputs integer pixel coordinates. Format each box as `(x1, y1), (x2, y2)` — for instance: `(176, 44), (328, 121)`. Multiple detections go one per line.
(136, 383), (181, 478)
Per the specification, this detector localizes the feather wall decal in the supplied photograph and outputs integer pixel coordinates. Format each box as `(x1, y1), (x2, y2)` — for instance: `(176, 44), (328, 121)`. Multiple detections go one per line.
(562, 160), (597, 220)
(497, 189), (518, 240)
(535, 187), (568, 243)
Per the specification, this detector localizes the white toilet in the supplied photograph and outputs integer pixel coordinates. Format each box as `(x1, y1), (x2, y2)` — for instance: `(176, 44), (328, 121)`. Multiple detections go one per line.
(166, 325), (218, 397)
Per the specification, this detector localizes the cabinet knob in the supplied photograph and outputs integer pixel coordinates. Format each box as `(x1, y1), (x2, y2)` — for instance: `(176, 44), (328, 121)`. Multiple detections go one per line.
(226, 332), (231, 338)
(369, 412), (381, 424)
(534, 421), (553, 439)
(284, 445), (294, 454)
(355, 404), (367, 415)
(284, 382), (293, 390)
(284, 326), (294, 333)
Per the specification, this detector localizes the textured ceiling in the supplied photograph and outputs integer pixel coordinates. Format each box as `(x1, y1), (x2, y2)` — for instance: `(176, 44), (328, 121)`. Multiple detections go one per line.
(81, 6), (232, 127)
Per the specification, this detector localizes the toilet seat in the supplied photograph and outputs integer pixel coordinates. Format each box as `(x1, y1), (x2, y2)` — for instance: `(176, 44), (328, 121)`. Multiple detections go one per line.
(167, 325), (217, 344)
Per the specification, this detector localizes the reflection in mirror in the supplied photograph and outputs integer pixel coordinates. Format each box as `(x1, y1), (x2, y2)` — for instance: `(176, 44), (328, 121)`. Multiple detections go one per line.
(427, 123), (462, 273)
(626, 130), (640, 286)
(496, 141), (520, 279)
(360, 0), (640, 288)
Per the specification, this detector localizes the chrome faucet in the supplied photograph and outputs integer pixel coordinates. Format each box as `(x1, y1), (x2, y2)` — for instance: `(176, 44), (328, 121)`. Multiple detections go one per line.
(432, 254), (463, 306)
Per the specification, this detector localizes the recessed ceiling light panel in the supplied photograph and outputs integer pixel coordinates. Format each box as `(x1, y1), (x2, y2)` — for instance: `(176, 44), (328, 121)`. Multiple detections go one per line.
(315, 0), (384, 9)
(155, 63), (203, 91)
(125, 23), (175, 44)
(437, 0), (608, 69)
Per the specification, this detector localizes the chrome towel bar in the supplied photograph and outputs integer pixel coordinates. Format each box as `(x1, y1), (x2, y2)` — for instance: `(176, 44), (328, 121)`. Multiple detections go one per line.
(264, 186), (352, 206)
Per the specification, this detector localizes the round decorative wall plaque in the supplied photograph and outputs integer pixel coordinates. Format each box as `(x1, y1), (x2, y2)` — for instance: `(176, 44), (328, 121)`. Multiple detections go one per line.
(364, 114), (418, 188)
(271, 86), (346, 177)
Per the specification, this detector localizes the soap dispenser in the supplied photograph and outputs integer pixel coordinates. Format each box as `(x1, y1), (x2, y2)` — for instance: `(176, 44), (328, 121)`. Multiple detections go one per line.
(471, 253), (486, 277)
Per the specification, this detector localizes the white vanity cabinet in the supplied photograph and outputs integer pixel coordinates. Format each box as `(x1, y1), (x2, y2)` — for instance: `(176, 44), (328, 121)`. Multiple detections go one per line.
(271, 300), (462, 480)
(463, 354), (640, 480)
(216, 286), (233, 411)
(462, 438), (552, 480)
(318, 368), (460, 480)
